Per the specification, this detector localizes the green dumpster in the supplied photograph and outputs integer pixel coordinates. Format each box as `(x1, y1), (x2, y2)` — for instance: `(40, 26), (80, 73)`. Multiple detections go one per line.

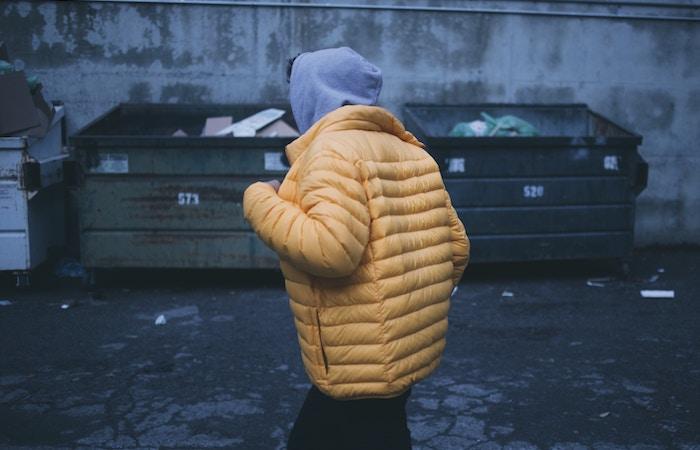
(70, 103), (297, 278)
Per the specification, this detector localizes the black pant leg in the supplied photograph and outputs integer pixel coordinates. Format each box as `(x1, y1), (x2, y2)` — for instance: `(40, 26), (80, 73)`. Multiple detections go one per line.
(287, 386), (339, 450)
(338, 390), (412, 450)
(287, 386), (412, 450)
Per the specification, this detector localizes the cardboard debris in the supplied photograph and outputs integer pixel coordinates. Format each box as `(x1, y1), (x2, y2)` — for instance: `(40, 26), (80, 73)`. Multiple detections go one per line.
(257, 119), (299, 138)
(0, 43), (54, 137)
(640, 290), (675, 299)
(215, 108), (285, 137)
(0, 71), (40, 136)
(172, 129), (188, 137)
(201, 116), (232, 136)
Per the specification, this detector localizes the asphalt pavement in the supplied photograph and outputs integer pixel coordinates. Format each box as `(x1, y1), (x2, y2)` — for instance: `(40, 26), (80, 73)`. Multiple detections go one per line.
(0, 248), (698, 449)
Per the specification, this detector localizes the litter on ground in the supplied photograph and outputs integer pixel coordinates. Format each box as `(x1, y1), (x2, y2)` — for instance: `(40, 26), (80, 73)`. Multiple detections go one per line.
(154, 314), (167, 325)
(640, 290), (675, 299)
(587, 277), (612, 287)
(0, 300), (12, 306)
(501, 290), (514, 297)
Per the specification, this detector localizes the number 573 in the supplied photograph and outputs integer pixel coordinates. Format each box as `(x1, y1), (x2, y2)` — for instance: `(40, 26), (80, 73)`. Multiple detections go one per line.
(177, 192), (200, 205)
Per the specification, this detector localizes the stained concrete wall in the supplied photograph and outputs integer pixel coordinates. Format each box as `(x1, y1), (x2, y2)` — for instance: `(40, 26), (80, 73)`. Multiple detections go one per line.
(1, 1), (698, 245)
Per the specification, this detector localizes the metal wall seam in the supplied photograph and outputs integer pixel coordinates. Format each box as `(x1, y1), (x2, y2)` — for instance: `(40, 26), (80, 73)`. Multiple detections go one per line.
(77, 0), (700, 22)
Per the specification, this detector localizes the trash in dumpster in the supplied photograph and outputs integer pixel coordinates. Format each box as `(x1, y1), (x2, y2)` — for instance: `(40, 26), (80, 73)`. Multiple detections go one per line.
(0, 300), (12, 306)
(0, 42), (54, 137)
(450, 119), (488, 137)
(449, 112), (538, 137)
(0, 71), (40, 136)
(215, 108), (286, 137)
(201, 116), (233, 136)
(155, 314), (167, 325)
(640, 290), (675, 299)
(257, 119), (300, 138)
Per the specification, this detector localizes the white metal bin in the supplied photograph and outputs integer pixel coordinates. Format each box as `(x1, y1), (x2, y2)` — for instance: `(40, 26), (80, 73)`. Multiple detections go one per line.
(0, 106), (67, 286)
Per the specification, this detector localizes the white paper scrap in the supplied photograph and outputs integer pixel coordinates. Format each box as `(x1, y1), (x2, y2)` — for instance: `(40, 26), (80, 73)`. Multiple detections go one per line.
(215, 108), (285, 136)
(640, 290), (675, 299)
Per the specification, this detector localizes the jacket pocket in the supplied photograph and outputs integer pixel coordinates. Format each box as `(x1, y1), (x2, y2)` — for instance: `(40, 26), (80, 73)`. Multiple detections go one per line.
(315, 309), (329, 375)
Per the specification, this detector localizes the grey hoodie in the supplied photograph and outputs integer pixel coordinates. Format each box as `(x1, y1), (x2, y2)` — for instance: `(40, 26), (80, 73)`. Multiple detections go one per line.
(289, 47), (383, 134)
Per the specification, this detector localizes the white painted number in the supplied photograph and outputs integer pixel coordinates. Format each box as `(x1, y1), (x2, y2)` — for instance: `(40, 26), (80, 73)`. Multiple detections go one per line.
(523, 185), (544, 198)
(603, 155), (620, 171)
(446, 158), (465, 173)
(177, 192), (200, 206)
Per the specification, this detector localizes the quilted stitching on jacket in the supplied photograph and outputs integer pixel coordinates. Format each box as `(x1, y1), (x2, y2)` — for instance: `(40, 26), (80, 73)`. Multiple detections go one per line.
(244, 105), (469, 399)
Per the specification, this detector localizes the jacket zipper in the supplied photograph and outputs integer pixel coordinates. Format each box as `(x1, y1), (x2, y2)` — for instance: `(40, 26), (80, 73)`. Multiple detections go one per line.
(316, 309), (329, 375)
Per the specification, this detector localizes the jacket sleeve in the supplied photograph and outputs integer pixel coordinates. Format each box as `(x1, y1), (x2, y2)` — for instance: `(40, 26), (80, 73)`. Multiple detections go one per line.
(243, 149), (370, 278)
(445, 191), (470, 287)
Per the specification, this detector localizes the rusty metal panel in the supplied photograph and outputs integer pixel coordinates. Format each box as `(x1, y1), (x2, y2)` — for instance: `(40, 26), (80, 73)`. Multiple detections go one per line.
(80, 146), (289, 177)
(72, 104), (295, 270)
(79, 177), (253, 231)
(81, 230), (278, 269)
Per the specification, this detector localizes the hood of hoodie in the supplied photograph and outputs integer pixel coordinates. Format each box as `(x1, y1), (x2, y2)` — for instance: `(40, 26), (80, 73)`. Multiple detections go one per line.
(289, 47), (383, 135)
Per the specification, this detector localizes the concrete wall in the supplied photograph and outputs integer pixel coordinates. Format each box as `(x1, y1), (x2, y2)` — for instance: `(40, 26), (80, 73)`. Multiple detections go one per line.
(1, 1), (698, 245)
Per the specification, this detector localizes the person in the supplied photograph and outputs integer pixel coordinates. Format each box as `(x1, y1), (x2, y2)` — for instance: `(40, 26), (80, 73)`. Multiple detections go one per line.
(243, 47), (470, 450)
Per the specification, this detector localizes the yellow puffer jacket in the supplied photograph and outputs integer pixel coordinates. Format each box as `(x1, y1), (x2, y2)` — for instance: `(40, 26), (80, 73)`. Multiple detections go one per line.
(243, 105), (469, 399)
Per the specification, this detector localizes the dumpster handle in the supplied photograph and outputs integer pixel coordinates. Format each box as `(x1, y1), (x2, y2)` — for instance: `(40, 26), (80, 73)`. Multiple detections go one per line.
(634, 159), (648, 195)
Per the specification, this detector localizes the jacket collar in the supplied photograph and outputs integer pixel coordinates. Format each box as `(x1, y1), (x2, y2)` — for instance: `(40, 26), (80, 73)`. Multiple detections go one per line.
(285, 105), (424, 165)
